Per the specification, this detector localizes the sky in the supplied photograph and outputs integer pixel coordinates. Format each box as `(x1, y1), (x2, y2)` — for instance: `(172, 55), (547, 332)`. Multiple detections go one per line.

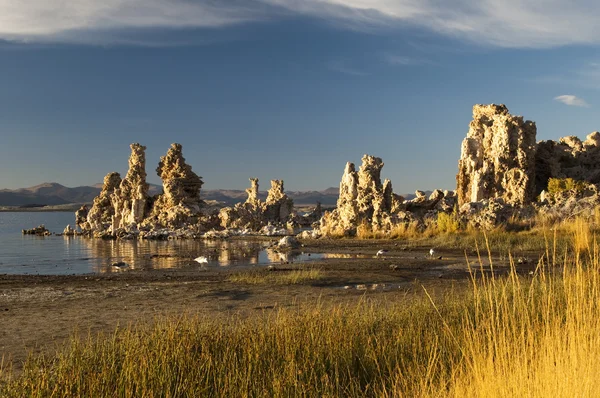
(1, 1), (600, 193)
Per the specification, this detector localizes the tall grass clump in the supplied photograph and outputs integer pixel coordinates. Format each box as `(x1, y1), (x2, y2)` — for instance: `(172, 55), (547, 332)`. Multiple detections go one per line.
(436, 212), (460, 234)
(439, 232), (600, 396)
(5, 231), (600, 396)
(357, 220), (437, 240)
(228, 268), (323, 285)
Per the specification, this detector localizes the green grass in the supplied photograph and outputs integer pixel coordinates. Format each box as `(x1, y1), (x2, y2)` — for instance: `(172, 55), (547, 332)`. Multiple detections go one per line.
(227, 267), (323, 285)
(5, 229), (600, 396)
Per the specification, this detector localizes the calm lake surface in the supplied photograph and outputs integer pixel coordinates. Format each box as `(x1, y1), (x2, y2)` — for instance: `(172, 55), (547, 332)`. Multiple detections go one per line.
(0, 212), (322, 275)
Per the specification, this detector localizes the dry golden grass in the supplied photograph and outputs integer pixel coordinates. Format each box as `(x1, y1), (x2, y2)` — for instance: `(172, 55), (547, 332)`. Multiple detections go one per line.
(357, 220), (435, 240)
(5, 229), (600, 396)
(436, 212), (460, 234)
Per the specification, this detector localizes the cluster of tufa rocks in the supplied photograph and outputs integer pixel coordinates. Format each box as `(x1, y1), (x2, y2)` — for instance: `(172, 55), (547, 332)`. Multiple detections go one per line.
(454, 104), (600, 229)
(219, 178), (295, 232)
(318, 155), (456, 236)
(69, 103), (600, 240)
(22, 225), (51, 236)
(319, 104), (600, 235)
(75, 143), (297, 239)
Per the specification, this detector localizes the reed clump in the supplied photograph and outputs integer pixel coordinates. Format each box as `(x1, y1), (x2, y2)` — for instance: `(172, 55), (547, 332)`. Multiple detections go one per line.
(227, 268), (323, 285)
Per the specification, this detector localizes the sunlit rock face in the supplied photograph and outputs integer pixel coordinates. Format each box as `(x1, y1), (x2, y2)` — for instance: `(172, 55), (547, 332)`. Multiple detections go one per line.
(148, 143), (204, 228)
(456, 104), (537, 207)
(536, 132), (600, 194)
(111, 143), (150, 232)
(85, 172), (122, 232)
(320, 155), (404, 236)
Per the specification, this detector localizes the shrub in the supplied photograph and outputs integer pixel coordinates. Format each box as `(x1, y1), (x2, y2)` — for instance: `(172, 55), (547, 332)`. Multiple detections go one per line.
(546, 177), (587, 196)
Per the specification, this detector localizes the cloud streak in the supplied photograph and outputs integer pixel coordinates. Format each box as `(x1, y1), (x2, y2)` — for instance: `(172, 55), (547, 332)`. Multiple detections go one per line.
(2, 0), (600, 48)
(554, 95), (590, 107)
(382, 53), (430, 66)
(327, 59), (369, 76)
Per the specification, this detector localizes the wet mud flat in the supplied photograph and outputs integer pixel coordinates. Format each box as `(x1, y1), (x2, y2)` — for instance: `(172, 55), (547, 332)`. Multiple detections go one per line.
(0, 239), (541, 374)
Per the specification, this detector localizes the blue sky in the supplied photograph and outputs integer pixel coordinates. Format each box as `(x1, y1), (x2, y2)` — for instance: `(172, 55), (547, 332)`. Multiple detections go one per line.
(0, 1), (599, 193)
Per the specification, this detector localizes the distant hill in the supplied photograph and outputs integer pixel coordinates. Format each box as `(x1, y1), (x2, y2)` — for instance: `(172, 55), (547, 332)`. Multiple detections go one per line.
(0, 183), (341, 207)
(0, 183), (440, 208)
(0, 183), (98, 206)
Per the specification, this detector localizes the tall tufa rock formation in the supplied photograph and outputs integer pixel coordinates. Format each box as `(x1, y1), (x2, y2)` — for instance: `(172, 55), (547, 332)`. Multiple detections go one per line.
(111, 143), (149, 231)
(320, 155), (403, 236)
(245, 178), (261, 207)
(264, 180), (294, 222)
(149, 143), (204, 228)
(456, 104), (537, 207)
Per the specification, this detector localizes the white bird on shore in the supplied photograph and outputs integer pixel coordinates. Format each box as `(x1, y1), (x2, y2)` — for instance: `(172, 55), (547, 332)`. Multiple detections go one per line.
(429, 249), (435, 257)
(194, 256), (208, 264)
(376, 249), (388, 257)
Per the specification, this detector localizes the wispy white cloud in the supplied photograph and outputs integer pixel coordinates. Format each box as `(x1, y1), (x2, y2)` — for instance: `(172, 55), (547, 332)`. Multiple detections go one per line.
(532, 62), (600, 90)
(327, 59), (368, 76)
(2, 0), (600, 48)
(554, 95), (590, 107)
(264, 0), (600, 48)
(382, 53), (430, 66)
(0, 0), (269, 43)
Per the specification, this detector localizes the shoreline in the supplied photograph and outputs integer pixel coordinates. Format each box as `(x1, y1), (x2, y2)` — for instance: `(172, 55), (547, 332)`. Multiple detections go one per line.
(0, 238), (539, 375)
(0, 205), (86, 213)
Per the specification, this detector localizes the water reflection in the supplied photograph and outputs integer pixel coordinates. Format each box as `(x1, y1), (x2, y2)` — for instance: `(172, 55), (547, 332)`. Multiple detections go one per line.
(80, 238), (274, 273)
(2, 235), (325, 275)
(68, 238), (325, 274)
(0, 213), (330, 275)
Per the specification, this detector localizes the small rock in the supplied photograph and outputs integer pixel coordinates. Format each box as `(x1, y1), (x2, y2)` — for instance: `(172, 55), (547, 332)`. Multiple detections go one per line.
(277, 236), (300, 249)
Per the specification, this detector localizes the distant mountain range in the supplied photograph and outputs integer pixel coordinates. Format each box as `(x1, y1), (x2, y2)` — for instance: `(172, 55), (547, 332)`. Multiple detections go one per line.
(0, 183), (342, 207)
(0, 183), (430, 208)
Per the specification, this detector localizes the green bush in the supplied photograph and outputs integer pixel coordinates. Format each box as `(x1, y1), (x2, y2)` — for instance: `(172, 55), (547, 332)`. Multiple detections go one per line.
(546, 177), (587, 196)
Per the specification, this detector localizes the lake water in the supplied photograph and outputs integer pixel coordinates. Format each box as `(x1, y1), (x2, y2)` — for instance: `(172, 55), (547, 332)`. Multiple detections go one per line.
(0, 212), (322, 275)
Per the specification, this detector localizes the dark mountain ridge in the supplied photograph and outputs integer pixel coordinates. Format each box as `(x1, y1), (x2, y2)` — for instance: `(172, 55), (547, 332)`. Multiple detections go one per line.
(0, 183), (342, 207)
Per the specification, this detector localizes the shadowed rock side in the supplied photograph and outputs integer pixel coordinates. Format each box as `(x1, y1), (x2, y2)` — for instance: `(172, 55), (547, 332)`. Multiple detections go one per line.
(456, 104), (537, 207)
(84, 172), (122, 232)
(264, 180), (294, 222)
